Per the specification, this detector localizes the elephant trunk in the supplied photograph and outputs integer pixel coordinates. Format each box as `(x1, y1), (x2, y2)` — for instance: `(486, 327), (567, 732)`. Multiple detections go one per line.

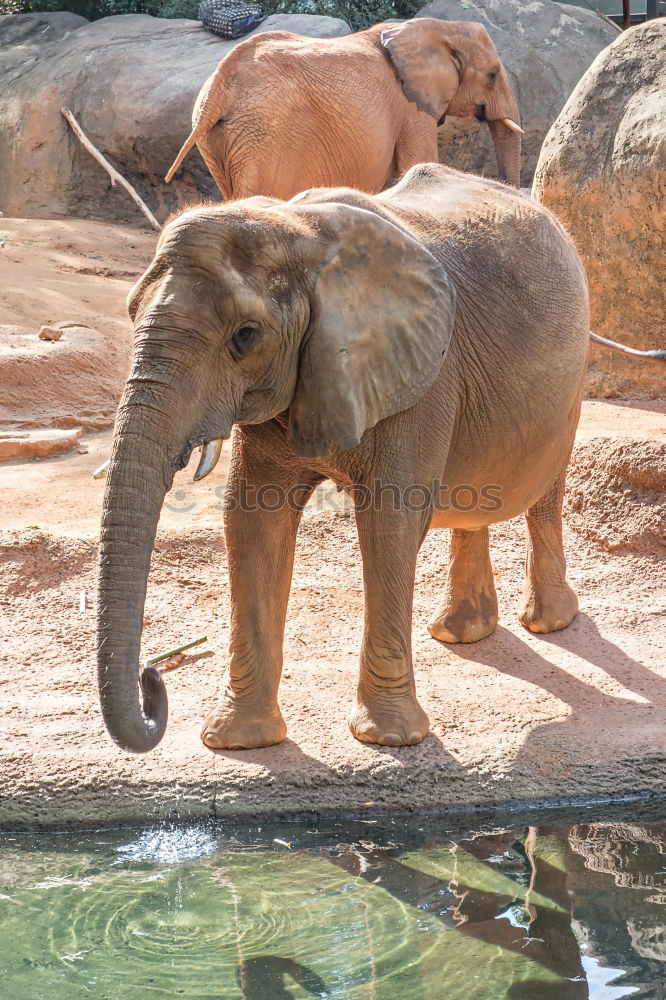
(97, 384), (178, 753)
(485, 73), (522, 188)
(487, 118), (521, 188)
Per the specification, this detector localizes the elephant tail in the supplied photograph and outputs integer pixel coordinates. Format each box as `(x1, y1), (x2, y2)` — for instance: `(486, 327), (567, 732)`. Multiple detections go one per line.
(590, 331), (666, 362)
(166, 63), (232, 184)
(165, 126), (202, 183)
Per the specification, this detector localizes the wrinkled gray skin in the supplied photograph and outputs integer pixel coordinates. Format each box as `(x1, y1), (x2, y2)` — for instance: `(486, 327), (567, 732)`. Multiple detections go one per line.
(97, 164), (588, 754)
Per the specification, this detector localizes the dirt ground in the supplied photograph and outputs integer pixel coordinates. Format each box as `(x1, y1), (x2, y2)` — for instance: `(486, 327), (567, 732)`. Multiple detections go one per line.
(0, 218), (664, 829)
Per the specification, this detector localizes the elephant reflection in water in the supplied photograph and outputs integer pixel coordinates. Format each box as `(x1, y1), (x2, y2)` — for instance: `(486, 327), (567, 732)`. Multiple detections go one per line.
(237, 956), (328, 999)
(231, 825), (661, 999)
(567, 823), (666, 990)
(328, 827), (589, 1000)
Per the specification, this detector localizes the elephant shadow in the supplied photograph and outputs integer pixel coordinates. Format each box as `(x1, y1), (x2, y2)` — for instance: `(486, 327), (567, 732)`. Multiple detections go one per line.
(205, 610), (662, 796)
(208, 729), (468, 787)
(325, 827), (590, 999)
(237, 955), (327, 999)
(449, 611), (666, 790)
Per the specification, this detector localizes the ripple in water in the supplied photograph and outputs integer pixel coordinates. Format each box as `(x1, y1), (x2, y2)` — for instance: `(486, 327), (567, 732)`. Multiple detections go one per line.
(0, 820), (663, 1000)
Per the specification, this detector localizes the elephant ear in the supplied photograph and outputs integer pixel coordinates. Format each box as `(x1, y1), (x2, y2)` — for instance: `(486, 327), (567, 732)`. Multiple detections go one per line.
(381, 19), (463, 121)
(287, 203), (456, 458)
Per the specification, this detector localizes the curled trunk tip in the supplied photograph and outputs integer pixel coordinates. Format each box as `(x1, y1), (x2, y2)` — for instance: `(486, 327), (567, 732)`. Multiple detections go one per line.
(98, 660), (169, 753)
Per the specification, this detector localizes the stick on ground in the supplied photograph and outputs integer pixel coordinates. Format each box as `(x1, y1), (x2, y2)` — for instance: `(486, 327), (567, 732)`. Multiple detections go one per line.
(61, 107), (161, 231)
(144, 635), (208, 667)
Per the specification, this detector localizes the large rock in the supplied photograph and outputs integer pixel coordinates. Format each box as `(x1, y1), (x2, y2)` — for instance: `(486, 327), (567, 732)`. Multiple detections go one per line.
(416, 0), (619, 186)
(534, 20), (665, 396)
(0, 12), (351, 225)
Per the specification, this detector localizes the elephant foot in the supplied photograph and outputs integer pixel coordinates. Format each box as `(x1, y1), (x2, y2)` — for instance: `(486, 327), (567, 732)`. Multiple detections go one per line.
(349, 691), (429, 747)
(517, 581), (578, 634)
(428, 594), (498, 643)
(428, 527), (498, 643)
(201, 695), (286, 750)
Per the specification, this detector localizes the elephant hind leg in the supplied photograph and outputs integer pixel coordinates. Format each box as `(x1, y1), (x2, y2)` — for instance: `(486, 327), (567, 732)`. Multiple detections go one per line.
(517, 468), (578, 634)
(428, 526), (498, 643)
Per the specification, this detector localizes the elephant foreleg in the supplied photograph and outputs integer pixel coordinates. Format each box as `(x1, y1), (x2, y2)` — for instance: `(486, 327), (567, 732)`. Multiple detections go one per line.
(518, 468), (578, 634)
(201, 427), (316, 749)
(350, 500), (432, 747)
(394, 115), (439, 181)
(428, 526), (498, 643)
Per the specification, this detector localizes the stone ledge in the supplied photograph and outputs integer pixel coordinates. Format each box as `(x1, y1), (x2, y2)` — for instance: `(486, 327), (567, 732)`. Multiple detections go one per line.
(0, 427), (81, 461)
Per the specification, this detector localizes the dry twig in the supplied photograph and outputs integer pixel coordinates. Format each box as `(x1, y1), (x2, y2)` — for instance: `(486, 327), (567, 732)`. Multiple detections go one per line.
(61, 107), (161, 231)
(144, 634), (208, 670)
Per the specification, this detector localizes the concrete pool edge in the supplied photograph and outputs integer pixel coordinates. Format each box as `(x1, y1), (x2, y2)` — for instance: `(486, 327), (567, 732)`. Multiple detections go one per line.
(2, 749), (664, 830)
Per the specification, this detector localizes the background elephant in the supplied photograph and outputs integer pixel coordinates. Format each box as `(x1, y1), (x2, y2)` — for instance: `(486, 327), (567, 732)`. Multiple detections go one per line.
(165, 19), (523, 198)
(97, 164), (587, 756)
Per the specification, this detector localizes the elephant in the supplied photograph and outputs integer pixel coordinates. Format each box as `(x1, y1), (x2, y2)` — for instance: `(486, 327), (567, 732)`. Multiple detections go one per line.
(165, 19), (523, 198)
(96, 162), (588, 755)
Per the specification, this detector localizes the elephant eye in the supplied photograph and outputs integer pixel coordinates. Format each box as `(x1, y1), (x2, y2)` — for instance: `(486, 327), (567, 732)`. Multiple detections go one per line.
(487, 71), (498, 84)
(229, 325), (262, 361)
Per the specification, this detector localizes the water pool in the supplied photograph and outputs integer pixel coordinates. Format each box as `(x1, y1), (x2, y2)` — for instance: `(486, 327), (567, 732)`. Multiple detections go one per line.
(1, 812), (664, 999)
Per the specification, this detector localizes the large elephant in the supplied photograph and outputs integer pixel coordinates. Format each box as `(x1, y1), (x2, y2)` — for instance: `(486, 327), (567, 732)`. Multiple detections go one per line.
(165, 19), (523, 197)
(97, 163), (587, 755)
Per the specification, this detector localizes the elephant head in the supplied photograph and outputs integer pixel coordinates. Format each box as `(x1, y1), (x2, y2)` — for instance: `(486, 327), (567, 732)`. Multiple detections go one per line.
(381, 19), (523, 187)
(97, 194), (456, 752)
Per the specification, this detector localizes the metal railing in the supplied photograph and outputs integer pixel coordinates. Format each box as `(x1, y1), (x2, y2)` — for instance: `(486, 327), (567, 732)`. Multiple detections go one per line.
(557, 0), (664, 24)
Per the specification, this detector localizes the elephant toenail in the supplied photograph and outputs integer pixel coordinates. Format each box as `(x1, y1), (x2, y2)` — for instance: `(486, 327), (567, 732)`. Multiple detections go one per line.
(408, 731), (423, 745)
(383, 733), (402, 746)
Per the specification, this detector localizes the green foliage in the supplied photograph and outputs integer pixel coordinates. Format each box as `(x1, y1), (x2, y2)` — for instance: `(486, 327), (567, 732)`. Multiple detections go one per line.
(0, 0), (144, 15)
(0, 0), (104, 15)
(150, 0), (199, 16)
(0, 0), (424, 28)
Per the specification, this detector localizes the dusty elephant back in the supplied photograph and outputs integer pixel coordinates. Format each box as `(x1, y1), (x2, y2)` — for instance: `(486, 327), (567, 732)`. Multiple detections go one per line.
(195, 29), (405, 199)
(379, 164), (590, 525)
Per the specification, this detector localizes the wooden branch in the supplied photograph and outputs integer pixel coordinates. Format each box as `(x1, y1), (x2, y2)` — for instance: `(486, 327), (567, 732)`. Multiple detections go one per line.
(61, 107), (161, 231)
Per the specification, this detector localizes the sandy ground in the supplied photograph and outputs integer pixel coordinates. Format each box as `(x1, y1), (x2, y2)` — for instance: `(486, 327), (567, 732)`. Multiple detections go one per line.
(0, 217), (154, 433)
(0, 218), (664, 829)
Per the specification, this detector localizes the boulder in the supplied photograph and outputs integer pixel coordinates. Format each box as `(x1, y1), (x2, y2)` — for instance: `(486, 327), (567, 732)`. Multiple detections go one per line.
(415, 0), (619, 186)
(0, 12), (351, 226)
(533, 20), (665, 396)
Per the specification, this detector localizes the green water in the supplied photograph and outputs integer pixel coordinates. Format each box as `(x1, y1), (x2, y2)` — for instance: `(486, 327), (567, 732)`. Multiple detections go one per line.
(0, 812), (664, 1000)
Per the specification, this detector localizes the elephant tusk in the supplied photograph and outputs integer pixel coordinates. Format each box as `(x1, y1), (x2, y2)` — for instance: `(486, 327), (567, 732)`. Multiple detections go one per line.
(92, 458), (110, 479)
(501, 118), (524, 135)
(193, 438), (223, 482)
